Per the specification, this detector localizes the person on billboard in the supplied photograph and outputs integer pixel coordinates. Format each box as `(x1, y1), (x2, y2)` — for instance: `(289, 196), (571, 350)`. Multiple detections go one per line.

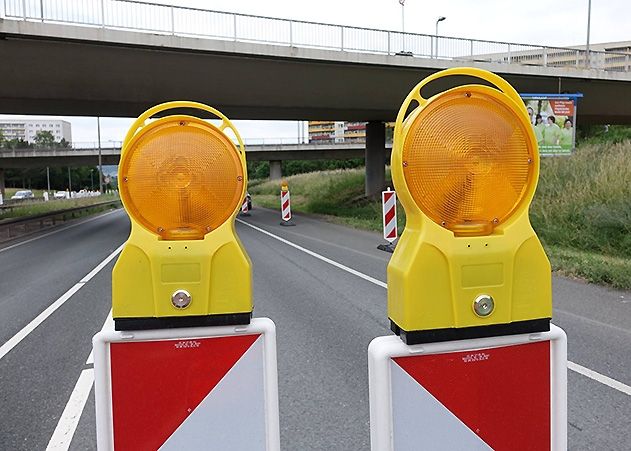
(527, 106), (535, 125)
(544, 115), (561, 146)
(559, 118), (573, 148)
(533, 114), (545, 145)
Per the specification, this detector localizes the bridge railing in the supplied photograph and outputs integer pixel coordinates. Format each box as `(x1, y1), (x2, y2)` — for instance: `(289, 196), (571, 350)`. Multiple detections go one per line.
(2, 0), (630, 73)
(0, 138), (381, 153)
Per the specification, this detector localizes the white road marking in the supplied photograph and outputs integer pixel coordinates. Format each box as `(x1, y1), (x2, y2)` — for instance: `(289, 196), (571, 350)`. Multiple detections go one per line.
(0, 209), (122, 254)
(237, 219), (387, 288)
(47, 311), (113, 451)
(239, 219), (631, 397)
(46, 369), (95, 451)
(0, 244), (124, 361)
(568, 361), (631, 396)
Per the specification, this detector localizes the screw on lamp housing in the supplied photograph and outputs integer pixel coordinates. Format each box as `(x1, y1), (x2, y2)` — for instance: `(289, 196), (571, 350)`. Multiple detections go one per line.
(171, 290), (192, 309)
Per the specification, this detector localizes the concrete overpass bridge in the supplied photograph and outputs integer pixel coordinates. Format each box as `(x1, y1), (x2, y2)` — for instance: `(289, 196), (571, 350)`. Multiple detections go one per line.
(1, 0), (630, 196)
(0, 141), (393, 193)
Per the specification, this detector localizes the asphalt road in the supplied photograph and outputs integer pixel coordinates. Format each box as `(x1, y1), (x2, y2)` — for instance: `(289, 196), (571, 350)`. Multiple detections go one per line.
(0, 206), (629, 450)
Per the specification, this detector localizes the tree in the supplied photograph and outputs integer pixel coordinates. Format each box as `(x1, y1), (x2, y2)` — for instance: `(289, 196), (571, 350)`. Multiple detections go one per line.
(34, 130), (56, 148)
(5, 138), (32, 149)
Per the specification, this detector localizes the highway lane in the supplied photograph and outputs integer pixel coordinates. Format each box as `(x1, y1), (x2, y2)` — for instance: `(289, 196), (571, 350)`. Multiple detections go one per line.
(1, 206), (629, 450)
(0, 209), (129, 450)
(0, 209), (128, 346)
(237, 208), (631, 450)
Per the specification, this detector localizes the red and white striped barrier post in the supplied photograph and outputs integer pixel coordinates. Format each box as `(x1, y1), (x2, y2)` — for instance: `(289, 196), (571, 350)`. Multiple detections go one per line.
(279, 181), (295, 226)
(378, 188), (397, 253)
(240, 196), (251, 217)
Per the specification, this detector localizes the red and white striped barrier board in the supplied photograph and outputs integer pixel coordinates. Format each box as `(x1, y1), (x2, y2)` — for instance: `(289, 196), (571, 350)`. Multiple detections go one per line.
(382, 190), (397, 243)
(280, 190), (291, 222)
(368, 324), (567, 451)
(93, 318), (280, 451)
(241, 197), (250, 214)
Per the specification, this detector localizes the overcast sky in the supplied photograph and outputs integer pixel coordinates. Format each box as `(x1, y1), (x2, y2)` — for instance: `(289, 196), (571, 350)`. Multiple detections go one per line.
(1, 0), (628, 143)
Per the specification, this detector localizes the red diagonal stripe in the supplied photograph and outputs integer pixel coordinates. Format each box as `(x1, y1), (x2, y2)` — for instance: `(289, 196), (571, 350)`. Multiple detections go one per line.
(111, 334), (260, 451)
(383, 192), (394, 202)
(384, 207), (395, 225)
(282, 200), (290, 211)
(393, 341), (551, 451)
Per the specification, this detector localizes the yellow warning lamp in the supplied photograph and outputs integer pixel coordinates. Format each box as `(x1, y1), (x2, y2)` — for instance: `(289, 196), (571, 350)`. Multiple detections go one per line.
(388, 68), (551, 344)
(112, 101), (252, 330)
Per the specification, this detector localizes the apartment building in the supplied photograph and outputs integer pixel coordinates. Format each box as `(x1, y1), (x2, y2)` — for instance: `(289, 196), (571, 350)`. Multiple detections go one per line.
(308, 121), (394, 143)
(0, 119), (72, 144)
(476, 40), (631, 72)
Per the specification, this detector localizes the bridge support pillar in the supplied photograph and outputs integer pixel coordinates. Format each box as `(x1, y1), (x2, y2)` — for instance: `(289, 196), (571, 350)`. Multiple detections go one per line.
(269, 160), (282, 180)
(0, 168), (5, 198)
(365, 121), (386, 197)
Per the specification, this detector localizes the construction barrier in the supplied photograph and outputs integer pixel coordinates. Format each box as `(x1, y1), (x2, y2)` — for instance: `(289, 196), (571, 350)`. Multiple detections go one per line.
(279, 181), (295, 226)
(377, 188), (397, 253)
(368, 325), (567, 450)
(95, 101), (280, 450)
(94, 318), (280, 450)
(240, 197), (251, 217)
(370, 68), (567, 449)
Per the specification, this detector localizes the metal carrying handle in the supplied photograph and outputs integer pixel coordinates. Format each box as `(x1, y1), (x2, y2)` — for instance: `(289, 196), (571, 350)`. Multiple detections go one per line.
(122, 101), (246, 159)
(394, 67), (529, 137)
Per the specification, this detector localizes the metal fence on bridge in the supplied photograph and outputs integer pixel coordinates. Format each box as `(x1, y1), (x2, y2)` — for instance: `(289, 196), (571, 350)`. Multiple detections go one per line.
(2, 0), (630, 72)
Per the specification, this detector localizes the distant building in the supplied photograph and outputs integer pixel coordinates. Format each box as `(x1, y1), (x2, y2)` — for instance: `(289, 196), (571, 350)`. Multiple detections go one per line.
(474, 41), (631, 72)
(0, 119), (72, 144)
(308, 121), (394, 144)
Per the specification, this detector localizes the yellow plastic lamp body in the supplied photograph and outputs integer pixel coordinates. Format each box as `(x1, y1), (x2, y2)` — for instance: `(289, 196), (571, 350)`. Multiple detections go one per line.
(388, 68), (551, 342)
(112, 101), (252, 329)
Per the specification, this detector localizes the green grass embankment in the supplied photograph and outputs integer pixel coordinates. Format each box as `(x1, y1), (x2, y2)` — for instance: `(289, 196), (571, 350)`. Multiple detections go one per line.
(0, 194), (121, 220)
(249, 168), (405, 232)
(249, 141), (631, 289)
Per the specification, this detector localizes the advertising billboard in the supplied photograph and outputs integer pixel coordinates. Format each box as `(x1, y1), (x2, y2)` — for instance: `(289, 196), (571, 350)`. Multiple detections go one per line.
(520, 93), (583, 156)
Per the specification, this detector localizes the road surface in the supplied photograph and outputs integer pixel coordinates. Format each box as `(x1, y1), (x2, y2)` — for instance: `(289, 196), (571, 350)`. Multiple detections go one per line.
(0, 207), (629, 450)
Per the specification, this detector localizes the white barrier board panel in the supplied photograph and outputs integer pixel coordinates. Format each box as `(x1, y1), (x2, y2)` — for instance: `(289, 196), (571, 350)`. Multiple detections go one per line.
(368, 324), (567, 451)
(93, 317), (280, 451)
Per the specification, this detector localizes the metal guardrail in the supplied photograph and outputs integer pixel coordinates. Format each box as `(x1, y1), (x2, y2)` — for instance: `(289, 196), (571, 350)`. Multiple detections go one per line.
(0, 197), (42, 210)
(0, 199), (121, 242)
(1, 0), (630, 73)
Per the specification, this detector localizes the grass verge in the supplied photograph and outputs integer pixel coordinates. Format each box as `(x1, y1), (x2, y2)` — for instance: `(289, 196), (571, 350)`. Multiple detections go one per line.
(0, 194), (120, 220)
(249, 141), (631, 290)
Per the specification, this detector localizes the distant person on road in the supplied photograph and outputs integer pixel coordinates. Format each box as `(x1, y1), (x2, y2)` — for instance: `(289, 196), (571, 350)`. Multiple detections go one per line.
(533, 114), (545, 145)
(559, 118), (573, 148)
(543, 115), (561, 146)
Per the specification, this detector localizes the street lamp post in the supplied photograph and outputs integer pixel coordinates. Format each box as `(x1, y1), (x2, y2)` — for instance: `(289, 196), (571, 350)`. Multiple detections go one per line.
(585, 0), (591, 68)
(90, 169), (94, 191)
(97, 117), (103, 194)
(399, 0), (405, 52)
(435, 16), (446, 58)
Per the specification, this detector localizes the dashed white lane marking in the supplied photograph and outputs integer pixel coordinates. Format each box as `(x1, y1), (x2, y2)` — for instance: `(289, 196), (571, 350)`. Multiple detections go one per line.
(0, 209), (122, 254)
(46, 368), (95, 451)
(238, 219), (631, 397)
(568, 361), (631, 396)
(46, 311), (113, 451)
(0, 244), (123, 361)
